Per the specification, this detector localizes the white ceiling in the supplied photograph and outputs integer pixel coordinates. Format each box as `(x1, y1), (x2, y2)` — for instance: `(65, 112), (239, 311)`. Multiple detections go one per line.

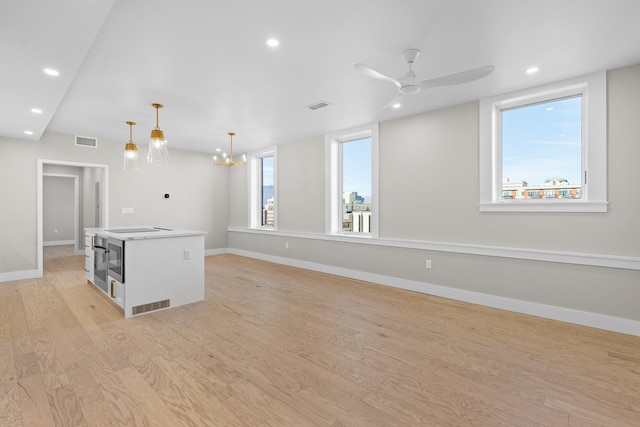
(3, 0), (640, 155)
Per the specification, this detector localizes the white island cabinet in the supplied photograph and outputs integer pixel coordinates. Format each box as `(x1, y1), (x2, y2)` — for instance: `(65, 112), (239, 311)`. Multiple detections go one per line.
(88, 227), (206, 318)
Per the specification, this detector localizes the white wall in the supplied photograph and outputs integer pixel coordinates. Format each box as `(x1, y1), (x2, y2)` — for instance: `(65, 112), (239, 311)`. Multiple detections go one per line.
(43, 175), (75, 243)
(226, 63), (640, 331)
(0, 131), (229, 277)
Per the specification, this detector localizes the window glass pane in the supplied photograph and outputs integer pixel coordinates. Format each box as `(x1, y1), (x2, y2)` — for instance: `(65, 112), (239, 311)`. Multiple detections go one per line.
(261, 156), (274, 227)
(501, 96), (582, 200)
(341, 137), (371, 233)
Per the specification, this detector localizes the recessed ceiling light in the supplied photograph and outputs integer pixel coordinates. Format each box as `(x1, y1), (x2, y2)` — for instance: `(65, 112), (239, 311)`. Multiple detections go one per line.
(24, 130), (34, 135)
(526, 67), (539, 75)
(44, 68), (60, 76)
(31, 108), (43, 114)
(266, 38), (279, 48)
(215, 148), (221, 152)
(392, 103), (402, 109)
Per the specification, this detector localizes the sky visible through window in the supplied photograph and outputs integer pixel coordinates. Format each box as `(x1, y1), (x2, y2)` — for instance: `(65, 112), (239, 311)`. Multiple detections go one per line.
(342, 137), (371, 201)
(502, 96), (582, 186)
(261, 156), (274, 208)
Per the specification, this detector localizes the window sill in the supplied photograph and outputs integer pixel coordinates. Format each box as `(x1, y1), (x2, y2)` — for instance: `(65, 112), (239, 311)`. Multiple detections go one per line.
(479, 200), (608, 213)
(333, 232), (372, 239)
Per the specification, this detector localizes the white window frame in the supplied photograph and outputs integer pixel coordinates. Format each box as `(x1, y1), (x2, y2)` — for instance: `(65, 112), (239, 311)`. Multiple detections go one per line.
(479, 72), (607, 212)
(325, 123), (379, 238)
(248, 146), (277, 229)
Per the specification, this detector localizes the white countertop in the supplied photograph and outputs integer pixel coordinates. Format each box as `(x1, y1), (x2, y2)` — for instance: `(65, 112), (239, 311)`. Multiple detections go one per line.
(86, 226), (206, 241)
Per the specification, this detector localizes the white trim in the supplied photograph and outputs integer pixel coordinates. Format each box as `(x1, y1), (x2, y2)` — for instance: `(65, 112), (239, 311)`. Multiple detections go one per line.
(0, 269), (41, 283)
(325, 122), (379, 237)
(227, 247), (640, 337)
(43, 240), (76, 246)
(37, 159), (110, 280)
(247, 147), (277, 230)
(478, 200), (608, 213)
(227, 226), (640, 270)
(479, 71), (607, 212)
(205, 248), (228, 256)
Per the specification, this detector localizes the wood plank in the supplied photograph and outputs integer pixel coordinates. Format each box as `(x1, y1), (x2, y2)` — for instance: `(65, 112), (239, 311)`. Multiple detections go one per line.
(0, 381), (22, 427)
(115, 366), (185, 427)
(46, 384), (87, 427)
(75, 344), (149, 426)
(32, 335), (70, 390)
(225, 378), (323, 427)
(14, 352), (40, 380)
(17, 285), (49, 339)
(18, 373), (55, 427)
(157, 379), (244, 426)
(64, 363), (104, 407)
(80, 400), (118, 427)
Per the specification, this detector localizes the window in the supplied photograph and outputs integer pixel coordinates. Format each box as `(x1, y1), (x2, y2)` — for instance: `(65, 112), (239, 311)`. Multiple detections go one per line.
(260, 156), (274, 227)
(249, 147), (276, 229)
(325, 123), (379, 237)
(479, 72), (607, 212)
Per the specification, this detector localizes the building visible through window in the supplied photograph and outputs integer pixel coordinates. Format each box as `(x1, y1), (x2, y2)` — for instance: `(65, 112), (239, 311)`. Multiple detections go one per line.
(501, 95), (582, 200)
(341, 137), (371, 234)
(261, 155), (274, 227)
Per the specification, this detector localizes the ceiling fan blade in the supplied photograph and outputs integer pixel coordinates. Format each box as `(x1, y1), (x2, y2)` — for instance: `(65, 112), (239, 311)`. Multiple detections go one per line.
(355, 63), (401, 89)
(383, 93), (406, 109)
(419, 65), (495, 89)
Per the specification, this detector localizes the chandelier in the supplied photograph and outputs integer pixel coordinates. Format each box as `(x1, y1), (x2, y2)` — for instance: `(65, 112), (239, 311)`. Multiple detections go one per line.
(213, 132), (246, 166)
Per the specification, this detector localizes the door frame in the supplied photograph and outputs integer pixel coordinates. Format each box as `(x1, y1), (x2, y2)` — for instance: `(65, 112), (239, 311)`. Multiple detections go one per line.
(37, 159), (110, 277)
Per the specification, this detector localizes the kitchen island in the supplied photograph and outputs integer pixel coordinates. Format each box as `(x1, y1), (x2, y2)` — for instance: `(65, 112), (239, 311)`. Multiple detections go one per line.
(85, 226), (206, 318)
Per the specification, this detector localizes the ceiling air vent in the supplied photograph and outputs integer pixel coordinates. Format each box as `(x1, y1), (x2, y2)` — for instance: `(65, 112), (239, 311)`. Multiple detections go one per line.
(75, 135), (98, 148)
(306, 101), (332, 111)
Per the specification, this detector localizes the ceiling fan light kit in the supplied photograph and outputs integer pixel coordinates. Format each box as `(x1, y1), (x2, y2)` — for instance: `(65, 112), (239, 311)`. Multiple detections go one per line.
(355, 48), (495, 109)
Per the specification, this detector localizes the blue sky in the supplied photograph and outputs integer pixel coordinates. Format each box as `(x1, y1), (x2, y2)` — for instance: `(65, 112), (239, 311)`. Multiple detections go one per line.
(342, 137), (372, 200)
(262, 156), (274, 186)
(502, 96), (582, 186)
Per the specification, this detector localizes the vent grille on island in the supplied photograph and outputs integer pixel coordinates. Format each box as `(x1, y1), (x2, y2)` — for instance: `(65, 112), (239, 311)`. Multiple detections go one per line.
(132, 299), (170, 315)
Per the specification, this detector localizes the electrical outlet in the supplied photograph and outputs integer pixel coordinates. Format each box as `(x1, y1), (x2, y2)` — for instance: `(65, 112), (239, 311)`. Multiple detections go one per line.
(425, 259), (432, 269)
(53, 228), (58, 234)
(184, 249), (191, 260)
(285, 242), (289, 249)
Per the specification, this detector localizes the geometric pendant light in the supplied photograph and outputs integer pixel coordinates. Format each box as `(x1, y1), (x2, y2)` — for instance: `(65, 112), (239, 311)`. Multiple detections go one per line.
(147, 103), (170, 164)
(213, 131), (246, 166)
(123, 121), (140, 172)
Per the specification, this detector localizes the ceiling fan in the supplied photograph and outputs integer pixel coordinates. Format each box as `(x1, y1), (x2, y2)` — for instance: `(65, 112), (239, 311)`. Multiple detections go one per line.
(355, 49), (495, 109)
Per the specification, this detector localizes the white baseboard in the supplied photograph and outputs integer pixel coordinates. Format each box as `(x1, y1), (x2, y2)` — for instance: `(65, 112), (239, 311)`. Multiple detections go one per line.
(43, 240), (75, 246)
(226, 248), (640, 337)
(0, 269), (41, 283)
(205, 248), (228, 256)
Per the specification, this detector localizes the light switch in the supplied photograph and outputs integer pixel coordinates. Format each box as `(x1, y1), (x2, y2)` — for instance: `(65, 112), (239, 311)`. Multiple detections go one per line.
(184, 249), (191, 260)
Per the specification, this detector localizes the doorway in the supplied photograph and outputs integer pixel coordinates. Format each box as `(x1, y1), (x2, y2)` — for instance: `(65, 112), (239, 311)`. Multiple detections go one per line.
(37, 160), (109, 277)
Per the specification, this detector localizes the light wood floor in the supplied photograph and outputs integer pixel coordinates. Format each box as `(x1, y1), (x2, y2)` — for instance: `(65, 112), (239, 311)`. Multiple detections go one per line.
(1, 246), (639, 426)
